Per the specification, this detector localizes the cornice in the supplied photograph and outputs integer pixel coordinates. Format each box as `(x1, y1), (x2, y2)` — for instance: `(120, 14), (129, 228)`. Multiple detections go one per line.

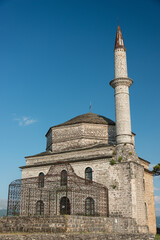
(110, 78), (133, 88)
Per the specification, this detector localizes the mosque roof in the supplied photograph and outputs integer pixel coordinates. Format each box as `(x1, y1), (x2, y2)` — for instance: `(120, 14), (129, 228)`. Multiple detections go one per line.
(56, 113), (115, 127)
(46, 112), (115, 136)
(55, 112), (114, 127)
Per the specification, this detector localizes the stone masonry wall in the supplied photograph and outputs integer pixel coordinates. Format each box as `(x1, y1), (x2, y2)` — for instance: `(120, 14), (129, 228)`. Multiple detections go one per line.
(51, 138), (106, 153)
(0, 216), (66, 233)
(24, 145), (114, 167)
(129, 162), (147, 227)
(0, 215), (139, 234)
(22, 157), (148, 232)
(22, 165), (51, 179)
(114, 48), (128, 78)
(71, 159), (147, 230)
(21, 146), (153, 234)
(0, 233), (155, 240)
(47, 124), (116, 153)
(0, 216), (155, 240)
(139, 159), (149, 170)
(71, 159), (133, 218)
(144, 170), (156, 234)
(19, 163), (108, 217)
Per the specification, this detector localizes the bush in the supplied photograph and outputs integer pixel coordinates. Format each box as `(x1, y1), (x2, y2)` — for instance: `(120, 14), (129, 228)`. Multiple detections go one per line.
(155, 234), (160, 239)
(110, 159), (116, 165)
(118, 156), (122, 162)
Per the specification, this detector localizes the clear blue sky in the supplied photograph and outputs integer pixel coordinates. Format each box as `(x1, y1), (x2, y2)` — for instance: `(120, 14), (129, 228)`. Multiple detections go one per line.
(0, 0), (160, 216)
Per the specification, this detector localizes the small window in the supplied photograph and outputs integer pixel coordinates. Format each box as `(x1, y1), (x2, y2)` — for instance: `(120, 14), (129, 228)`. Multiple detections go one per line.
(145, 203), (148, 220)
(61, 170), (67, 186)
(85, 197), (95, 216)
(143, 179), (145, 191)
(85, 167), (92, 182)
(38, 172), (44, 188)
(36, 200), (44, 216)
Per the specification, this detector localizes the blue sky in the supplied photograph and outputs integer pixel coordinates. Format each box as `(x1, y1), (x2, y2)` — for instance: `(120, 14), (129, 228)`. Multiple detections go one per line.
(0, 0), (160, 216)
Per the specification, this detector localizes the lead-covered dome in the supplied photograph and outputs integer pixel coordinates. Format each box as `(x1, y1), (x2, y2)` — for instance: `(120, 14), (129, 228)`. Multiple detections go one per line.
(55, 113), (115, 127)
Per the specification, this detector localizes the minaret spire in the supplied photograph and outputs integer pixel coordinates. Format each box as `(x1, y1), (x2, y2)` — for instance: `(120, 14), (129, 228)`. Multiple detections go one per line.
(109, 25), (140, 163)
(114, 25), (126, 50)
(110, 25), (133, 146)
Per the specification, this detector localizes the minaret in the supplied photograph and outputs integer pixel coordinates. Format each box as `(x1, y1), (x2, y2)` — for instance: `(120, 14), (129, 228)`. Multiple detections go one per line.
(110, 25), (133, 146)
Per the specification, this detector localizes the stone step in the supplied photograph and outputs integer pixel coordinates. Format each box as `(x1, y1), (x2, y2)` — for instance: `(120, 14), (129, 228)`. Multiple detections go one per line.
(0, 233), (155, 240)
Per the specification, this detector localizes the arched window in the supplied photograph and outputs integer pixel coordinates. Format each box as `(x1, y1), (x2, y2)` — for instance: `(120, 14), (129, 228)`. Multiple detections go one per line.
(85, 167), (92, 182)
(36, 200), (44, 216)
(85, 197), (95, 216)
(38, 172), (44, 188)
(60, 197), (70, 215)
(61, 170), (67, 186)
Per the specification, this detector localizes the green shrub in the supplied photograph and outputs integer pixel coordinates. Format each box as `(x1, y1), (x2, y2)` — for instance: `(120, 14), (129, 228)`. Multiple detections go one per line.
(155, 235), (160, 239)
(118, 156), (122, 162)
(110, 159), (116, 165)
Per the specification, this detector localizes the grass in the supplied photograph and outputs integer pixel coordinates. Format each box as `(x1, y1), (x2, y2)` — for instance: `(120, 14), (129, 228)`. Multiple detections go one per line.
(155, 234), (160, 239)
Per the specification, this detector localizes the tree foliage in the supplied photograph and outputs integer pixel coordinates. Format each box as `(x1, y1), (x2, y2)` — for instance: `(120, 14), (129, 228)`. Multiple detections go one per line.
(153, 163), (160, 176)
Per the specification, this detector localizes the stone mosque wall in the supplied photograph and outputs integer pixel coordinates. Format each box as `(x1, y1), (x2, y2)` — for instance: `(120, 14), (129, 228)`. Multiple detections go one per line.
(19, 163), (108, 217)
(144, 170), (156, 234)
(22, 157), (150, 232)
(46, 123), (116, 153)
(21, 138), (156, 235)
(71, 159), (148, 229)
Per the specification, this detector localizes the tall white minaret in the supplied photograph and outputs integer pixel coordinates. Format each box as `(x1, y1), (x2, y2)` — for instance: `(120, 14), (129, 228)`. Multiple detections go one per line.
(110, 26), (133, 146)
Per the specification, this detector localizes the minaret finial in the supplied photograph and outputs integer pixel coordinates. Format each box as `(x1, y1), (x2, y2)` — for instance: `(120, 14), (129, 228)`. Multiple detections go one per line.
(114, 25), (125, 50)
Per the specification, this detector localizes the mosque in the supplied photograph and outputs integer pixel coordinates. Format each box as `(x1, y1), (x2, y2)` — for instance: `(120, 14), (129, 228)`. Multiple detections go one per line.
(7, 26), (156, 235)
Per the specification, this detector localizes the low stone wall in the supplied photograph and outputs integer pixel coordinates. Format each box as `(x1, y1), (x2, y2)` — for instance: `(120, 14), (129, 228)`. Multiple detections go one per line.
(66, 215), (139, 233)
(0, 215), (148, 234)
(0, 216), (66, 233)
(0, 233), (155, 240)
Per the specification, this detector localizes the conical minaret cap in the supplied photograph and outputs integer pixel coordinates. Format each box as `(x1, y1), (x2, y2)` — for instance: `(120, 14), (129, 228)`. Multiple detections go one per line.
(114, 25), (126, 50)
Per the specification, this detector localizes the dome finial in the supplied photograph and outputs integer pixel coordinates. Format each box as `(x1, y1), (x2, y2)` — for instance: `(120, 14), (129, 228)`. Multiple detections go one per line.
(89, 102), (92, 113)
